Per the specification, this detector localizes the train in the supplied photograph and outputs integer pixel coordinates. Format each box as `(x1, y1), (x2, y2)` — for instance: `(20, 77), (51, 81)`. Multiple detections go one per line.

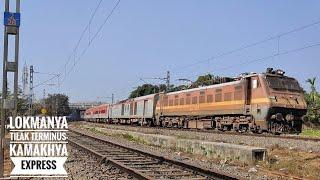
(84, 68), (307, 134)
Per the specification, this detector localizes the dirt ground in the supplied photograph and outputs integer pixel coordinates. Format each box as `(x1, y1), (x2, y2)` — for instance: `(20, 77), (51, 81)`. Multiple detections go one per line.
(257, 145), (320, 179)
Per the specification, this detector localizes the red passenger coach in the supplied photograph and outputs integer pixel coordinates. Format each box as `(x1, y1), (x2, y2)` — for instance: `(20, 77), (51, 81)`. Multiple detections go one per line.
(84, 104), (109, 122)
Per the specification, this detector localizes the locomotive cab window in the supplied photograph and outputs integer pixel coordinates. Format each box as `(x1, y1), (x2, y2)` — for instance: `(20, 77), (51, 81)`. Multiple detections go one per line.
(252, 79), (259, 89)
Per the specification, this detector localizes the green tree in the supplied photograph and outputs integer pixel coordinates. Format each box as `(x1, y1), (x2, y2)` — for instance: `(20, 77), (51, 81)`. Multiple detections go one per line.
(0, 88), (29, 116)
(190, 74), (214, 88)
(305, 77), (320, 123)
(44, 94), (70, 116)
(129, 84), (167, 98)
(306, 77), (317, 105)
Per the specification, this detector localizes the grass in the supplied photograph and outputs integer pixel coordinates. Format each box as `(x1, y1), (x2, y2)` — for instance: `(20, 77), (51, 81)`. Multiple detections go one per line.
(301, 129), (320, 138)
(87, 127), (147, 144)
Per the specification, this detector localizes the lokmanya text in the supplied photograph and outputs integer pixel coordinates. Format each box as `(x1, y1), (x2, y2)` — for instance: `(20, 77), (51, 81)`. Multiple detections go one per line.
(9, 116), (68, 171)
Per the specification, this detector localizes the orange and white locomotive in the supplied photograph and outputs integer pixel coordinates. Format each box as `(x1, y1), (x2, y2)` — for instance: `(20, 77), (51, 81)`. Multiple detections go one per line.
(84, 68), (307, 134)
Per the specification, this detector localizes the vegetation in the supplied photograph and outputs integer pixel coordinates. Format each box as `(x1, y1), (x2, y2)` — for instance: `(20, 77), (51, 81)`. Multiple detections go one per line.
(43, 93), (71, 116)
(129, 84), (167, 98)
(304, 77), (320, 124)
(300, 129), (320, 138)
(129, 74), (233, 98)
(0, 88), (29, 116)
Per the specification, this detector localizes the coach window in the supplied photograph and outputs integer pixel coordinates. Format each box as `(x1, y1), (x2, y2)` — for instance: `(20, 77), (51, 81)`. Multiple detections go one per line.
(180, 98), (185, 105)
(192, 96), (198, 104)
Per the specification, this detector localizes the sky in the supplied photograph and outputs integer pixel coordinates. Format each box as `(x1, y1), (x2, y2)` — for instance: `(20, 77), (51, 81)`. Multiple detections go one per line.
(1, 0), (320, 103)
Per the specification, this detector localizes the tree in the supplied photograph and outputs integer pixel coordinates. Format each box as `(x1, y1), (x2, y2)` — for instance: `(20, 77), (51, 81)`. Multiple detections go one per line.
(190, 74), (214, 88)
(305, 77), (320, 123)
(44, 94), (70, 116)
(306, 77), (317, 105)
(129, 84), (167, 98)
(0, 87), (29, 116)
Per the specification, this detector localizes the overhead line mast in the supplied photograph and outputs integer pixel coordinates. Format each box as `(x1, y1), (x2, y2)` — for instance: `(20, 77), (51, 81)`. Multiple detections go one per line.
(1, 0), (21, 177)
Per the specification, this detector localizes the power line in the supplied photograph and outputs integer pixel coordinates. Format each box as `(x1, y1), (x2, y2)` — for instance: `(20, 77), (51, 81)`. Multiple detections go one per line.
(61, 0), (104, 76)
(115, 21), (320, 99)
(181, 42), (320, 85)
(61, 0), (121, 84)
(213, 42), (320, 72)
(33, 74), (59, 89)
(33, 0), (112, 92)
(169, 19), (320, 74)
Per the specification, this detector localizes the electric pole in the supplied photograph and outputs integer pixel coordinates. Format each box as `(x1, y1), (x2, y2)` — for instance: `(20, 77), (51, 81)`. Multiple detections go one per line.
(22, 62), (29, 98)
(29, 65), (34, 113)
(1, 0), (21, 177)
(166, 71), (170, 91)
(139, 71), (171, 92)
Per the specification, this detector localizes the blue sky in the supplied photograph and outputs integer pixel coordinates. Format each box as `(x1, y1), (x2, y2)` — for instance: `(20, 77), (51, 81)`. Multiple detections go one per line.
(1, 0), (320, 102)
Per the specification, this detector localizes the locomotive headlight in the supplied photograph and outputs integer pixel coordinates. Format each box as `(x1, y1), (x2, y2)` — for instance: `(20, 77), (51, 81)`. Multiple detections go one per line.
(269, 96), (277, 102)
(276, 69), (285, 75)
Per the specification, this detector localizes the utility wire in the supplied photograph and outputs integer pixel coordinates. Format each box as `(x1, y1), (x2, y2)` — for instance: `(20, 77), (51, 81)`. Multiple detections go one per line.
(33, 0), (104, 90)
(213, 42), (320, 72)
(180, 42), (320, 85)
(62, 0), (121, 83)
(61, 0), (103, 75)
(169, 19), (320, 74)
(33, 74), (59, 89)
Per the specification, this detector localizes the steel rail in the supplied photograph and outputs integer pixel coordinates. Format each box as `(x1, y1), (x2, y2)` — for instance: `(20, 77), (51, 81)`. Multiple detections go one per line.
(68, 128), (240, 180)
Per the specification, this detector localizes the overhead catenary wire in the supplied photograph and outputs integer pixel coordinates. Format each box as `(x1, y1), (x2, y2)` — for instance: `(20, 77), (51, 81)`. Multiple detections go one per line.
(61, 0), (103, 76)
(180, 42), (320, 86)
(35, 8), (320, 100)
(84, 18), (320, 100)
(61, 0), (121, 83)
(169, 19), (320, 74)
(34, 0), (121, 90)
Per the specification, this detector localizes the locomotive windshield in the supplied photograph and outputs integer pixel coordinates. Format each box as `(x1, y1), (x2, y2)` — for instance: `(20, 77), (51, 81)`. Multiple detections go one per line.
(266, 76), (301, 91)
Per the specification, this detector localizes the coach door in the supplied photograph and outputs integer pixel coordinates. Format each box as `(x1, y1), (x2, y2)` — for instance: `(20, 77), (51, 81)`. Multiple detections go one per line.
(143, 100), (148, 116)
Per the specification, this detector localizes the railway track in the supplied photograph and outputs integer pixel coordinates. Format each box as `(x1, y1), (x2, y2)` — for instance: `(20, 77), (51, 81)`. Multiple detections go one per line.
(82, 121), (320, 142)
(68, 128), (240, 180)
